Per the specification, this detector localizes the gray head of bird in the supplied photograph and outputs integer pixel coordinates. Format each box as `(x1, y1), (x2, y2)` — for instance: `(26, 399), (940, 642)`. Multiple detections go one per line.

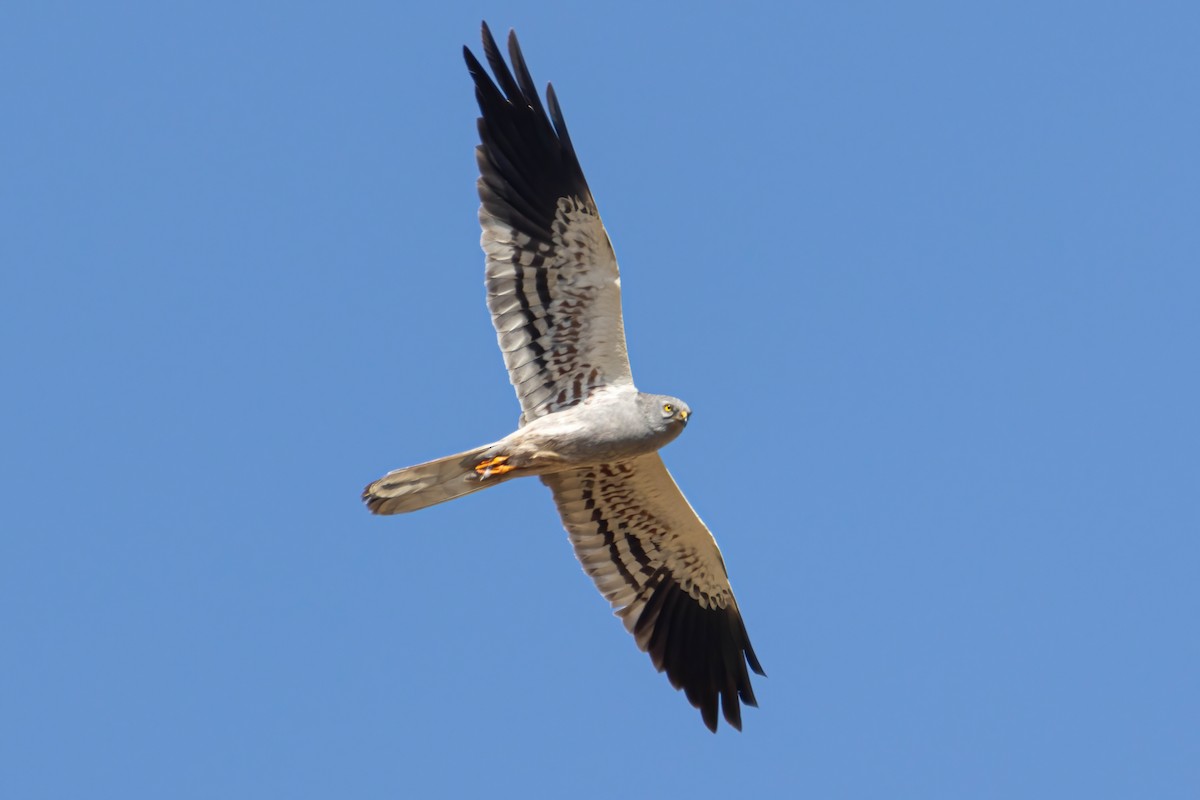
(639, 393), (691, 432)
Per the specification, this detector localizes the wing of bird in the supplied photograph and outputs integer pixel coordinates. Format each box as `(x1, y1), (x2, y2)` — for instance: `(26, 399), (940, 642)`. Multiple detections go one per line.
(464, 24), (633, 424)
(541, 454), (765, 732)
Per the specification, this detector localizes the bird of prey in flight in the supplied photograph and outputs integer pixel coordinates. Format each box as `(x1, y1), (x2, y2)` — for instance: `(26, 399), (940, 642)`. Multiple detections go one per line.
(363, 22), (764, 732)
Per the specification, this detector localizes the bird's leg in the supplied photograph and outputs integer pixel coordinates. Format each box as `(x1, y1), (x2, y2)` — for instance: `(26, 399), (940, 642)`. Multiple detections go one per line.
(474, 455), (516, 478)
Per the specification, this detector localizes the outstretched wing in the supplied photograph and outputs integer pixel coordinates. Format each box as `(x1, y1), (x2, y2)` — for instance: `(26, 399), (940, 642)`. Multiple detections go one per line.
(464, 24), (633, 424)
(541, 454), (765, 732)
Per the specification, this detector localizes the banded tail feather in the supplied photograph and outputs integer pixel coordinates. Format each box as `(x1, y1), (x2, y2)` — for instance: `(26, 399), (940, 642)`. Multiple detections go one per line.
(363, 445), (516, 515)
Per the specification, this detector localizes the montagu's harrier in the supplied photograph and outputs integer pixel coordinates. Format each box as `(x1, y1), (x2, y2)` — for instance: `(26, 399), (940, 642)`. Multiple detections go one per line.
(363, 22), (764, 732)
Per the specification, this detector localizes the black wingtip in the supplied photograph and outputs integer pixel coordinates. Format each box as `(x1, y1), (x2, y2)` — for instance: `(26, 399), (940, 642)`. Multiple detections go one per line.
(462, 21), (594, 243)
(634, 573), (765, 732)
(745, 639), (767, 677)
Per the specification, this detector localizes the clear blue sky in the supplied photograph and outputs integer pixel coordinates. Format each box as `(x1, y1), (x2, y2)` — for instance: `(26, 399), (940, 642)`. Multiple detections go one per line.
(4, 1), (1198, 797)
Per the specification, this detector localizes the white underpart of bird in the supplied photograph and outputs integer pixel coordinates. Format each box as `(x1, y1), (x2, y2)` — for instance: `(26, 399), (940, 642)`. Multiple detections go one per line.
(362, 22), (764, 732)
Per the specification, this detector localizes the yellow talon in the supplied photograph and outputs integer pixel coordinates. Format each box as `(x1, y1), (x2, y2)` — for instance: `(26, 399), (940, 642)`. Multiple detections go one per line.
(474, 456), (515, 477)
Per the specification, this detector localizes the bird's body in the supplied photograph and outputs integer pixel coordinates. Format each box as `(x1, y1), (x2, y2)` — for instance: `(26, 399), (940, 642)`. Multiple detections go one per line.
(363, 23), (764, 732)
(365, 389), (690, 515)
(488, 389), (691, 471)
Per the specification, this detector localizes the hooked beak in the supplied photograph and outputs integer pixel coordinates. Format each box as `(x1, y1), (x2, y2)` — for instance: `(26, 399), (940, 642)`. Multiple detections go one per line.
(678, 409), (690, 424)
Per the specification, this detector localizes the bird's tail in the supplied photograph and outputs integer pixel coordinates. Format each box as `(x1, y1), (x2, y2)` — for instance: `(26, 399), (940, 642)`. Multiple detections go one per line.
(362, 444), (517, 515)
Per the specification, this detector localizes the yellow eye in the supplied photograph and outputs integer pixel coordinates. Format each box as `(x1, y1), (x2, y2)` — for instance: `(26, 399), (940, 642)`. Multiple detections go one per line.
(663, 403), (674, 414)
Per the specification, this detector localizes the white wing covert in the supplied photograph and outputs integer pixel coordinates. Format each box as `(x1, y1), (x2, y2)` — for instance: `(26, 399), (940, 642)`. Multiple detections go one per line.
(465, 25), (633, 424)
